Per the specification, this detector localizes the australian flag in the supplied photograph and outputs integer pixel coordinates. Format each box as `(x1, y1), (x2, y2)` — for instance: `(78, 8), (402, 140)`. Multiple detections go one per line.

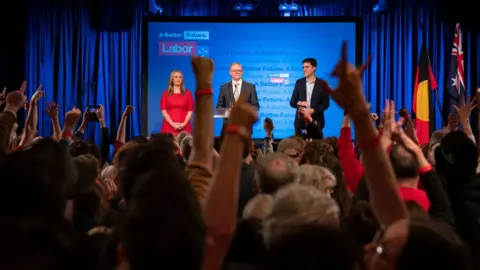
(446, 23), (465, 111)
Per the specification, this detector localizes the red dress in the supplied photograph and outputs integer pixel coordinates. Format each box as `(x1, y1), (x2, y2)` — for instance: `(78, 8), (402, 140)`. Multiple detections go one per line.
(160, 90), (194, 135)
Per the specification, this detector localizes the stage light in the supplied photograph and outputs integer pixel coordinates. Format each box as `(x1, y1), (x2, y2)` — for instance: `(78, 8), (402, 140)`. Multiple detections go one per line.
(234, 2), (253, 16)
(279, 1), (299, 17)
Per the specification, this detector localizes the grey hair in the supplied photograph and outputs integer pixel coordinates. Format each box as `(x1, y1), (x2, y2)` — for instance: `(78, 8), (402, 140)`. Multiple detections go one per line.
(297, 164), (336, 195)
(180, 135), (193, 161)
(229, 62), (242, 70)
(243, 194), (273, 220)
(255, 152), (299, 194)
(262, 183), (340, 247)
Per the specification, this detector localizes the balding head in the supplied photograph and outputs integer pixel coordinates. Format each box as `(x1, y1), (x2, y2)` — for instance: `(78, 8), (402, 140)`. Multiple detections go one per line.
(255, 153), (299, 194)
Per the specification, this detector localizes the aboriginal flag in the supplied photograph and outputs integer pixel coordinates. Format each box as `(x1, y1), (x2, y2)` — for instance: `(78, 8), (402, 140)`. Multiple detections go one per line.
(413, 43), (438, 146)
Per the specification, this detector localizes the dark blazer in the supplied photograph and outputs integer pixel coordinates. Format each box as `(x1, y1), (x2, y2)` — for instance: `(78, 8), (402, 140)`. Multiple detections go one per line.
(216, 81), (260, 110)
(289, 77), (330, 133)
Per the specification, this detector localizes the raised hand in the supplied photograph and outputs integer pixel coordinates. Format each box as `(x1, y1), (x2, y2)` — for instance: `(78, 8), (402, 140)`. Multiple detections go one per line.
(320, 42), (372, 117)
(31, 84), (45, 103)
(453, 94), (476, 120)
(46, 102), (59, 118)
(124, 105), (134, 116)
(191, 56), (214, 88)
(65, 107), (82, 126)
(5, 83), (27, 112)
(96, 104), (105, 120)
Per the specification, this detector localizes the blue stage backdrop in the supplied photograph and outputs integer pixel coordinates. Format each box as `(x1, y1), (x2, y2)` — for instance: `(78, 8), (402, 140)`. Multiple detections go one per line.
(147, 21), (356, 139)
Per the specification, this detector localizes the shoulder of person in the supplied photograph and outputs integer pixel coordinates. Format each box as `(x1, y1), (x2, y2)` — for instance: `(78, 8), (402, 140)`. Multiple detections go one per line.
(296, 77), (306, 84)
(244, 81), (255, 87)
(220, 82), (230, 89)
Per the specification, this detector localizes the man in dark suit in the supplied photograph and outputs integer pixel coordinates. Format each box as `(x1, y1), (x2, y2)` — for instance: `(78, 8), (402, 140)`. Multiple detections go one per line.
(289, 58), (330, 139)
(216, 62), (260, 120)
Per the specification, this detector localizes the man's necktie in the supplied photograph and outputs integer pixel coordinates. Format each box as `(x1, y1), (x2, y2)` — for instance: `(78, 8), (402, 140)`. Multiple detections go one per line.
(234, 84), (239, 101)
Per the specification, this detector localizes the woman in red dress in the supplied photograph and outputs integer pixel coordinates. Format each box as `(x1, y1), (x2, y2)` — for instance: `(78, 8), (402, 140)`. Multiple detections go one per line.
(160, 70), (194, 135)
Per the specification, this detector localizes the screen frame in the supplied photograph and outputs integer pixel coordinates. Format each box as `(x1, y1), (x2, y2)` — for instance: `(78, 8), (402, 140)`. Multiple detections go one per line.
(141, 16), (363, 138)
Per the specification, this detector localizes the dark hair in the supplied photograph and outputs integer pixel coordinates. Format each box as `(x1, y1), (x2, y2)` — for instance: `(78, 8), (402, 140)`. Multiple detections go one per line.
(122, 166), (206, 270)
(265, 224), (361, 270)
(323, 136), (339, 158)
(132, 136), (148, 144)
(0, 218), (74, 269)
(69, 140), (101, 168)
(389, 144), (418, 179)
(435, 131), (478, 180)
(0, 138), (75, 222)
(120, 134), (177, 202)
(397, 218), (472, 270)
(302, 58), (317, 68)
(304, 140), (334, 165)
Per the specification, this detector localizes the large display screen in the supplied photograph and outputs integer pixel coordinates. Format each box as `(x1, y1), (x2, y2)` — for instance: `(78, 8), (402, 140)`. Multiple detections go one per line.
(146, 20), (357, 138)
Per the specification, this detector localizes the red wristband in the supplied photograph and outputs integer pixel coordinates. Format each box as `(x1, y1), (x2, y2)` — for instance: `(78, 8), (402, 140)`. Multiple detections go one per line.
(62, 131), (72, 138)
(225, 124), (250, 141)
(358, 134), (381, 150)
(417, 164), (433, 174)
(195, 88), (213, 96)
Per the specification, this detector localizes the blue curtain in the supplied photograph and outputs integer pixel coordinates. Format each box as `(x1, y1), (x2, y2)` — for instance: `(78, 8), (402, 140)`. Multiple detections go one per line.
(25, 2), (143, 142)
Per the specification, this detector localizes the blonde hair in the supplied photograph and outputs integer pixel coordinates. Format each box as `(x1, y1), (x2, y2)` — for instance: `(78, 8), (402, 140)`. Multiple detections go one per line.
(167, 70), (186, 95)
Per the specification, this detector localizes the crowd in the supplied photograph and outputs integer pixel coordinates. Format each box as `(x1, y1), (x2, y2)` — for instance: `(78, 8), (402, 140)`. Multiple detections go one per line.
(0, 42), (479, 270)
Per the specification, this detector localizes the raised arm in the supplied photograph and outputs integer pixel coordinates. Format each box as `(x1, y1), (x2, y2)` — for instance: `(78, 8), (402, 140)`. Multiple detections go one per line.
(185, 58), (215, 204)
(202, 89), (258, 270)
(321, 42), (408, 227)
(116, 105), (134, 144)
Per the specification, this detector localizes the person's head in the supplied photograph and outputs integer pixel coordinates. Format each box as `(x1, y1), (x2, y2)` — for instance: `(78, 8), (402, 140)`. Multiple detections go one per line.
(297, 164), (336, 196)
(118, 165), (206, 270)
(168, 70), (185, 94)
(277, 138), (304, 163)
(255, 153), (299, 194)
(243, 194), (273, 220)
(389, 144), (418, 180)
(265, 224), (361, 270)
(0, 138), (76, 222)
(229, 62), (243, 81)
(69, 140), (101, 169)
(263, 183), (340, 247)
(427, 129), (447, 165)
(120, 134), (177, 202)
(176, 131), (190, 144)
(435, 131), (478, 180)
(323, 136), (339, 157)
(395, 217), (472, 270)
(304, 139), (334, 165)
(302, 58), (317, 78)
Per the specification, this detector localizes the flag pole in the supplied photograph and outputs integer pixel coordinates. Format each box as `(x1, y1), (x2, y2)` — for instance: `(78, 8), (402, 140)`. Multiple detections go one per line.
(420, 23), (445, 127)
